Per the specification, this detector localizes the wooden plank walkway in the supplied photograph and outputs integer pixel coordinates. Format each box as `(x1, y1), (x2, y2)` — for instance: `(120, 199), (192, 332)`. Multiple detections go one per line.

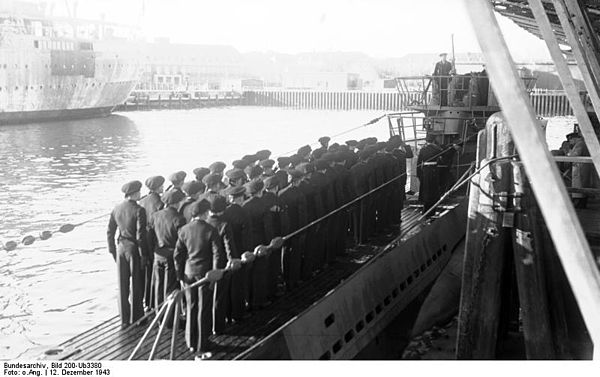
(47, 206), (427, 361)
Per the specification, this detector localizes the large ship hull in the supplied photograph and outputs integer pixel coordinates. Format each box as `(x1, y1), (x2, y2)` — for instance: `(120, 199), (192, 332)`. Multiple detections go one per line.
(0, 31), (141, 124)
(0, 106), (114, 124)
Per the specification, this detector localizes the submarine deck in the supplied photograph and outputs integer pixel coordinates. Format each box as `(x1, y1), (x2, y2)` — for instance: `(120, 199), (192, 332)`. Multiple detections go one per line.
(45, 203), (432, 361)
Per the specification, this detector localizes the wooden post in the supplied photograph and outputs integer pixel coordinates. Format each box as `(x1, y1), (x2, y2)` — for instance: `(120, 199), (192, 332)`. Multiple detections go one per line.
(511, 160), (555, 359)
(457, 119), (512, 359)
(528, 0), (600, 178)
(464, 0), (600, 360)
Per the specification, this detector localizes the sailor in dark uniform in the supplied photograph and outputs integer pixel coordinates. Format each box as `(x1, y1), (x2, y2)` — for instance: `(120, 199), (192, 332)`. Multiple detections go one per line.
(432, 53), (454, 106)
(276, 156), (290, 171)
(313, 158), (338, 266)
(139, 175), (165, 311)
(259, 159), (276, 177)
(417, 135), (444, 213)
(278, 169), (308, 290)
(386, 137), (413, 224)
(245, 165), (264, 180)
(242, 178), (274, 309)
(297, 145), (312, 163)
(232, 159), (249, 171)
(223, 185), (251, 319)
(192, 168), (210, 191)
(205, 195), (237, 333)
(330, 151), (355, 253)
(242, 154), (259, 168)
(148, 189), (186, 310)
(350, 149), (373, 243)
(255, 149), (272, 162)
(311, 148), (325, 162)
(200, 173), (224, 203)
(299, 160), (335, 270)
(320, 153), (345, 260)
(174, 200), (225, 360)
(140, 176), (165, 216)
(167, 171), (186, 194)
(262, 175), (284, 298)
(209, 161), (228, 192)
(315, 136), (331, 154)
(224, 168), (248, 190)
(438, 142), (461, 193)
(179, 181), (204, 222)
(107, 180), (149, 329)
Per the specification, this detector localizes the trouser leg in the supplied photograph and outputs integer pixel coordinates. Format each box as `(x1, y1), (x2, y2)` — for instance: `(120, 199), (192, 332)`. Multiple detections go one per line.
(283, 237), (301, 289)
(144, 252), (154, 309)
(365, 196), (376, 237)
(199, 283), (213, 352)
(299, 229), (314, 280)
(116, 248), (131, 326)
(154, 255), (177, 325)
(129, 250), (144, 323)
(213, 274), (230, 334)
(251, 255), (269, 307)
(267, 247), (281, 298)
(240, 263), (250, 311)
(309, 225), (324, 274)
(153, 257), (165, 309)
(229, 269), (244, 321)
(291, 236), (303, 286)
(164, 257), (178, 298)
(184, 279), (199, 351)
(337, 212), (347, 255)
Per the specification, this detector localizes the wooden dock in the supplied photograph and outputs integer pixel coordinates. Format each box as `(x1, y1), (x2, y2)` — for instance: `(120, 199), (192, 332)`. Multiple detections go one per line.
(115, 91), (244, 112)
(43, 206), (428, 361)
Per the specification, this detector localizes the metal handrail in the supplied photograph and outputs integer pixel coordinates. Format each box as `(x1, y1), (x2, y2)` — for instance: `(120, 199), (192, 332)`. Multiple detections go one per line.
(128, 275), (212, 360)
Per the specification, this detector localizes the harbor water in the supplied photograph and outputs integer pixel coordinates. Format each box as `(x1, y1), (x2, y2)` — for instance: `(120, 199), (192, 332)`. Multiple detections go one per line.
(0, 107), (574, 359)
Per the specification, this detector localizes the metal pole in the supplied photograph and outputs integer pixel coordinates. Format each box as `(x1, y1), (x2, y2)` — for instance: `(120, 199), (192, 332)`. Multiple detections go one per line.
(528, 0), (600, 178)
(148, 298), (174, 360)
(553, 0), (600, 121)
(463, 0), (600, 359)
(128, 301), (169, 360)
(170, 299), (181, 360)
(452, 34), (456, 72)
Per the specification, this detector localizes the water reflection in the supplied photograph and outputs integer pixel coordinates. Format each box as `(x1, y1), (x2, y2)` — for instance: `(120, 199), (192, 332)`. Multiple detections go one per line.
(0, 115), (140, 239)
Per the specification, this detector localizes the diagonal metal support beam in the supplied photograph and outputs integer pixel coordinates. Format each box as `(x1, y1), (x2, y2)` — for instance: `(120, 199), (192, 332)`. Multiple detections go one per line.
(562, 0), (600, 82)
(463, 0), (600, 360)
(553, 0), (600, 121)
(528, 0), (600, 178)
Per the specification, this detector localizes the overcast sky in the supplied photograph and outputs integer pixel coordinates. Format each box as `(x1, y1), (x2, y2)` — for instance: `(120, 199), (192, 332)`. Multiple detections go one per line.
(47, 0), (551, 60)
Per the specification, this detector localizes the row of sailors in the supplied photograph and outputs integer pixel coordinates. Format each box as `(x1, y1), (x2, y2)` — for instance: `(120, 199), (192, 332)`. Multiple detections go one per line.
(107, 135), (413, 359)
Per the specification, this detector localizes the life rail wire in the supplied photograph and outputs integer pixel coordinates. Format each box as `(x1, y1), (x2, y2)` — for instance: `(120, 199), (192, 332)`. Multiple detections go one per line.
(277, 113), (389, 157)
(127, 137), (482, 360)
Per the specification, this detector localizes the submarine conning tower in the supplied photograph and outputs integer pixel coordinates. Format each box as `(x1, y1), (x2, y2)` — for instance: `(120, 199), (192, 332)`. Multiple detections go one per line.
(388, 69), (537, 192)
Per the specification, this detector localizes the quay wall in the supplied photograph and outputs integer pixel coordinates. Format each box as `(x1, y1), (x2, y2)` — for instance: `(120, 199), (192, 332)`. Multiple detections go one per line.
(245, 89), (576, 117)
(117, 89), (577, 117)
